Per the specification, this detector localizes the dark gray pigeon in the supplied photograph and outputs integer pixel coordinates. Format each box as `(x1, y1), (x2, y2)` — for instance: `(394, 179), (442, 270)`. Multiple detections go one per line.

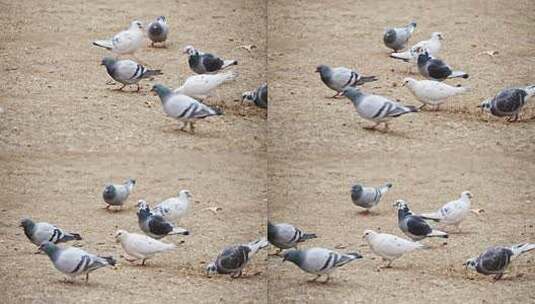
(465, 243), (535, 280)
(268, 222), (317, 252)
(20, 218), (81, 248)
(147, 16), (169, 47)
(206, 238), (269, 278)
(282, 247), (362, 283)
(351, 182), (392, 212)
(183, 45), (238, 74)
(242, 83), (267, 109)
(101, 58), (162, 91)
(417, 52), (468, 81)
(316, 65), (378, 98)
(393, 200), (448, 241)
(39, 241), (116, 282)
(102, 179), (135, 210)
(478, 85), (535, 122)
(136, 200), (189, 239)
(383, 21), (417, 52)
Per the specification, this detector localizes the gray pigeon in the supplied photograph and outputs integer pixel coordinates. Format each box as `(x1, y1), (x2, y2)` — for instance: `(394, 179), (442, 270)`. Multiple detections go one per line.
(136, 200), (189, 239)
(316, 65), (378, 98)
(151, 84), (222, 133)
(102, 179), (135, 210)
(242, 83), (268, 109)
(393, 200), (448, 241)
(268, 222), (317, 252)
(183, 45), (238, 74)
(20, 218), (82, 248)
(342, 87), (418, 131)
(206, 238), (269, 278)
(478, 85), (535, 122)
(417, 52), (468, 81)
(101, 58), (162, 91)
(147, 16), (169, 47)
(39, 241), (116, 282)
(351, 182), (392, 212)
(282, 247), (362, 283)
(464, 243), (535, 280)
(383, 21), (417, 52)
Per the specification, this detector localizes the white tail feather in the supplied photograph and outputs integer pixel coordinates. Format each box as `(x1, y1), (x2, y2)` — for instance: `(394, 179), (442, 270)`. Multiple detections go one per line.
(427, 229), (448, 238)
(448, 71), (469, 79)
(93, 40), (113, 50)
(511, 243), (535, 258)
(169, 227), (189, 235)
(247, 238), (269, 255)
(221, 60), (238, 69)
(390, 51), (412, 61)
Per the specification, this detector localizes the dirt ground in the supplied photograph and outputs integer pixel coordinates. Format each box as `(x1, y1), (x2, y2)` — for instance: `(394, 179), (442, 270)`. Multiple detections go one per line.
(1, 0), (534, 303)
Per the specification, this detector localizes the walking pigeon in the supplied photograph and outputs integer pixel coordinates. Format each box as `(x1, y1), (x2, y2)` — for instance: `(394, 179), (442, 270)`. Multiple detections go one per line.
(93, 21), (144, 56)
(147, 16), (168, 47)
(101, 58), (162, 91)
(316, 65), (377, 98)
(102, 179), (135, 210)
(402, 77), (469, 110)
(390, 32), (443, 62)
(383, 21), (417, 52)
(268, 222), (317, 253)
(174, 71), (238, 100)
(363, 229), (426, 268)
(393, 200), (448, 241)
(419, 191), (477, 231)
(351, 182), (392, 213)
(417, 52), (468, 81)
(242, 83), (268, 109)
(20, 218), (82, 248)
(151, 190), (192, 223)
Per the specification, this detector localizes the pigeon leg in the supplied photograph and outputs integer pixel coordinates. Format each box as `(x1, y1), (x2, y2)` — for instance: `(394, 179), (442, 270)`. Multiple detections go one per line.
(231, 271), (243, 279)
(493, 273), (504, 281)
(383, 122), (391, 132)
(321, 274), (331, 284)
(507, 114), (519, 122)
(150, 42), (154, 47)
(179, 121), (187, 131)
(329, 92), (343, 99)
(123, 256), (137, 263)
(189, 122), (196, 133)
(105, 80), (116, 85)
(136, 83), (141, 92)
(113, 84), (127, 91)
(85, 273), (90, 283)
(363, 122), (379, 130)
(103, 205), (111, 210)
(141, 258), (147, 266)
(418, 103), (427, 110)
(308, 274), (321, 282)
(435, 104), (441, 111)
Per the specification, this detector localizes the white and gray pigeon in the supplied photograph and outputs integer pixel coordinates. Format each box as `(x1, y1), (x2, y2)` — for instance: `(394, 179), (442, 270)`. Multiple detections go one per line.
(390, 32), (443, 62)
(101, 57), (162, 91)
(393, 200), (448, 241)
(383, 21), (417, 52)
(363, 229), (426, 268)
(183, 45), (238, 74)
(282, 247), (362, 283)
(267, 222), (317, 252)
(151, 190), (192, 224)
(206, 238), (269, 278)
(93, 21), (144, 56)
(478, 85), (535, 122)
(115, 229), (176, 266)
(147, 16), (168, 47)
(102, 179), (135, 210)
(351, 182), (392, 213)
(151, 84), (223, 133)
(403, 77), (469, 110)
(174, 70), (238, 100)
(20, 218), (82, 248)
(417, 52), (468, 81)
(316, 65), (378, 98)
(242, 83), (268, 109)
(419, 191), (476, 231)
(464, 243), (535, 281)
(39, 241), (116, 282)
(342, 87), (418, 131)
(136, 200), (189, 239)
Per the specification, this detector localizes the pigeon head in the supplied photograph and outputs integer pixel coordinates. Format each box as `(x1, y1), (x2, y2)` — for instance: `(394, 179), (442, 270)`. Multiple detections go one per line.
(281, 249), (302, 265)
(461, 191), (473, 199)
(431, 32), (443, 40)
(20, 218), (34, 229)
(463, 257), (477, 270)
(206, 262), (217, 277)
(409, 21), (417, 28)
(351, 184), (363, 199)
(362, 229), (377, 240)
(114, 230), (128, 243)
(402, 77), (416, 87)
(179, 190), (192, 200)
(477, 99), (492, 112)
(392, 200), (409, 211)
(38, 241), (59, 256)
(315, 65), (330, 74)
(136, 199), (149, 209)
(151, 84), (172, 99)
(157, 16), (166, 22)
(101, 57), (116, 67)
(183, 45), (197, 55)
(130, 20), (144, 30)
(125, 179), (136, 191)
(241, 91), (254, 102)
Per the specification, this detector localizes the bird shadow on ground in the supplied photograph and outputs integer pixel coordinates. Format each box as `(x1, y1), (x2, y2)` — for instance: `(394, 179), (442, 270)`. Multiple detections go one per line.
(356, 210), (380, 217)
(359, 126), (413, 139)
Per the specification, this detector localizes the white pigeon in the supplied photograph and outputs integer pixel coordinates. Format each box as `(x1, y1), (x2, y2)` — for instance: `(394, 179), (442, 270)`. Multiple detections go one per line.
(115, 230), (176, 266)
(151, 190), (192, 223)
(390, 32), (443, 62)
(419, 191), (478, 231)
(93, 21), (144, 56)
(173, 70), (238, 100)
(362, 229), (426, 268)
(403, 77), (469, 110)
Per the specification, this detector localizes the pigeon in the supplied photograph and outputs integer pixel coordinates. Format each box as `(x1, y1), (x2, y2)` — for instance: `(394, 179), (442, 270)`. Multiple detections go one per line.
(20, 218), (82, 248)
(417, 52), (468, 81)
(174, 70), (238, 100)
(464, 243), (535, 280)
(282, 247), (362, 283)
(478, 85), (535, 122)
(101, 57), (162, 91)
(363, 229), (426, 268)
(39, 241), (116, 282)
(402, 77), (469, 110)
(206, 238), (269, 278)
(315, 65), (378, 98)
(390, 32), (443, 62)
(115, 230), (176, 266)
(151, 84), (223, 133)
(242, 83), (268, 109)
(151, 190), (192, 223)
(183, 45), (238, 74)
(393, 200), (448, 241)
(351, 182), (392, 213)
(136, 200), (189, 239)
(342, 87), (418, 131)
(267, 222), (317, 252)
(147, 16), (168, 47)
(93, 21), (144, 56)
(419, 191), (476, 231)
(102, 179), (135, 210)
(383, 21), (417, 52)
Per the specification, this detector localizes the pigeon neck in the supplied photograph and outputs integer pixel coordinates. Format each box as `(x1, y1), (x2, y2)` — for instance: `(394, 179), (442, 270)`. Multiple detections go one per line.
(156, 87), (172, 101)
(349, 91), (365, 106)
(137, 208), (151, 222)
(417, 54), (429, 66)
(398, 207), (411, 220)
(22, 221), (35, 239)
(42, 244), (59, 258)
